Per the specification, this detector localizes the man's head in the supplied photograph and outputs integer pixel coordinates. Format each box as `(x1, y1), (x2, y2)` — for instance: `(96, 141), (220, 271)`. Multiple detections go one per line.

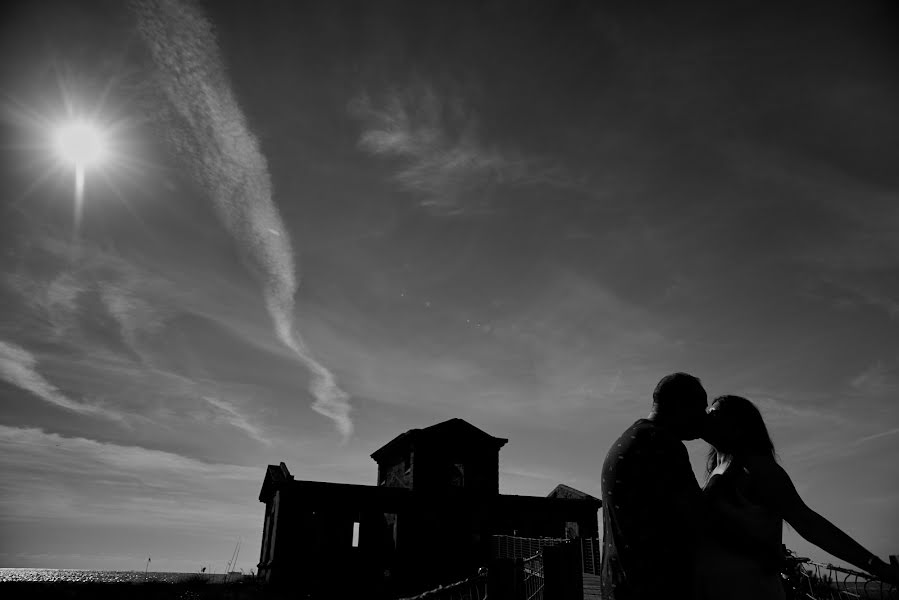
(650, 372), (708, 440)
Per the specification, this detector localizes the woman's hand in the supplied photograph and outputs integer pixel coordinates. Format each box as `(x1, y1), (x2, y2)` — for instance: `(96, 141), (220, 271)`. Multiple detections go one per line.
(710, 453), (731, 478)
(867, 556), (899, 585)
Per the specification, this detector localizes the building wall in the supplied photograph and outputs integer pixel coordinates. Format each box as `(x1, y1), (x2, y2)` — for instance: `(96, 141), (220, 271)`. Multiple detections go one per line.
(378, 461), (412, 489)
(410, 443), (500, 495)
(378, 449), (413, 489)
(261, 429), (599, 594)
(490, 495), (600, 539)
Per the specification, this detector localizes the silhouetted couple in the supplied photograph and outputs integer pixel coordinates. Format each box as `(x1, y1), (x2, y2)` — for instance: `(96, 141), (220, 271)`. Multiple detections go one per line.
(600, 372), (897, 600)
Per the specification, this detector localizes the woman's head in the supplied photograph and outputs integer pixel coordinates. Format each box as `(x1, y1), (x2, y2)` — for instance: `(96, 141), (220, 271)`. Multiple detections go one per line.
(704, 395), (776, 477)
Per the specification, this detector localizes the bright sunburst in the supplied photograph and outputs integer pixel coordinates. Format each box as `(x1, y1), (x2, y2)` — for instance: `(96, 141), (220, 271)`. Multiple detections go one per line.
(5, 80), (154, 239)
(0, 46), (164, 242)
(53, 120), (109, 169)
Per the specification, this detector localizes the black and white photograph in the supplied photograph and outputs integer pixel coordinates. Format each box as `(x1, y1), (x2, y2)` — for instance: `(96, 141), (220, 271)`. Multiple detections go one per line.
(1, 1), (897, 598)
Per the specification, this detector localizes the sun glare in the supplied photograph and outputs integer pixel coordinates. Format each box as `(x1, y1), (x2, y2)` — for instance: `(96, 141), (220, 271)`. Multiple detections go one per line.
(54, 120), (108, 168)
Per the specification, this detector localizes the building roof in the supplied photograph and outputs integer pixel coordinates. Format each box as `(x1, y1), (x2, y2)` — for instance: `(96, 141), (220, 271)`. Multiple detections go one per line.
(370, 418), (509, 462)
(259, 461), (294, 502)
(546, 483), (601, 506)
(258, 476), (599, 513)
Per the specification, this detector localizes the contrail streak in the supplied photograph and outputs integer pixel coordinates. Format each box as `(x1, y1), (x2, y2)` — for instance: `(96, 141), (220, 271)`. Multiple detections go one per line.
(131, 0), (352, 438)
(853, 427), (899, 446)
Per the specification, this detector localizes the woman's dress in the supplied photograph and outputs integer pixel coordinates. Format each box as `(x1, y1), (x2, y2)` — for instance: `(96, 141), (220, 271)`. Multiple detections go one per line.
(694, 467), (785, 600)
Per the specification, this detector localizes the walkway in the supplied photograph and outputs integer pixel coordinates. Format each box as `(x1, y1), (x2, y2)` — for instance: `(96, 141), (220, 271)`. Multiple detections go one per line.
(583, 572), (601, 599)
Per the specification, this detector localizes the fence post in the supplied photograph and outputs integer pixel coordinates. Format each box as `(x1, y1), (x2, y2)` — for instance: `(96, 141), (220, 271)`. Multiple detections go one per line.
(488, 557), (524, 600)
(543, 543), (583, 600)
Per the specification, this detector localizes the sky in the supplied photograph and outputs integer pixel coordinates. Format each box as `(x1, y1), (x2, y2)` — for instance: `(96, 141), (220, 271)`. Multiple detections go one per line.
(1, 0), (897, 575)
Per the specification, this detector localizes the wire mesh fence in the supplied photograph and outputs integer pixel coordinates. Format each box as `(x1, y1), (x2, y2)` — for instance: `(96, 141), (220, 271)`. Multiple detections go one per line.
(522, 552), (545, 600)
(492, 534), (566, 561)
(581, 537), (601, 575)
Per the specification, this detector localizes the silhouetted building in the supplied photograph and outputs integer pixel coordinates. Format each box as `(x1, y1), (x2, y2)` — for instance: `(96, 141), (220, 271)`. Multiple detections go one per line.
(257, 418), (600, 596)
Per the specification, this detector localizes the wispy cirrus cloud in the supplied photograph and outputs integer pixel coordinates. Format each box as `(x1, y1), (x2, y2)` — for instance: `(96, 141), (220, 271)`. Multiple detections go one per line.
(351, 84), (570, 214)
(42, 273), (85, 319)
(98, 281), (170, 359)
(0, 340), (125, 423)
(0, 425), (259, 532)
(307, 268), (670, 431)
(132, 0), (352, 439)
(7, 234), (174, 327)
(5, 239), (178, 370)
(837, 283), (899, 322)
(2, 237), (287, 449)
(737, 387), (898, 469)
(201, 396), (269, 446)
(849, 360), (899, 398)
(5, 271), (86, 337)
(746, 392), (849, 427)
(807, 275), (899, 323)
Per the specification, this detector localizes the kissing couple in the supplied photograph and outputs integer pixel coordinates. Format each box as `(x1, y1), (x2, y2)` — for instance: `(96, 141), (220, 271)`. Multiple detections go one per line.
(600, 372), (898, 600)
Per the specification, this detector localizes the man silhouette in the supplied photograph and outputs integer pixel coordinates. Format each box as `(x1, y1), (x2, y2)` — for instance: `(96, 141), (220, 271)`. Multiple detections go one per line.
(600, 372), (708, 600)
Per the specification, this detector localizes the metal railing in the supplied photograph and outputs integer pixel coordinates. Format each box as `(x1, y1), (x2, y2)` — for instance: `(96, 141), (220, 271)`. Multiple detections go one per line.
(581, 537), (601, 575)
(397, 570), (488, 600)
(782, 550), (897, 600)
(492, 534), (566, 560)
(522, 552), (545, 600)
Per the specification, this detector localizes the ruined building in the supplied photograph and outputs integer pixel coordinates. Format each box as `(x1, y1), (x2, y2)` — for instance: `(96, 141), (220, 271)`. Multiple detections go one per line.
(257, 418), (600, 596)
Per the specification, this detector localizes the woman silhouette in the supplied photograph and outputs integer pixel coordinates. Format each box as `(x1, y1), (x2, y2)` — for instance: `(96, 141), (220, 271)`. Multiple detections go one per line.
(695, 395), (897, 599)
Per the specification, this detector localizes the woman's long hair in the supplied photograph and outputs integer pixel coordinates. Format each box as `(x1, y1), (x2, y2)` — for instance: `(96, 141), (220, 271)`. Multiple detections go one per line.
(705, 395), (777, 480)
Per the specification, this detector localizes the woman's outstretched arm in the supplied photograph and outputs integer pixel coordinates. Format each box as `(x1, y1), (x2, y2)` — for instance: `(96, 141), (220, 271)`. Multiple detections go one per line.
(749, 456), (898, 584)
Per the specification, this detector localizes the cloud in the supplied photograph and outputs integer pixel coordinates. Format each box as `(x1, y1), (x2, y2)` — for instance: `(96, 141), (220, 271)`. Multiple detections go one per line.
(748, 393), (849, 428)
(5, 239), (182, 372)
(0, 340), (125, 423)
(351, 84), (569, 214)
(849, 361), (898, 398)
(132, 0), (351, 438)
(808, 276), (899, 322)
(852, 427), (899, 446)
(202, 396), (270, 446)
(0, 426), (254, 481)
(839, 284), (899, 321)
(5, 236), (178, 347)
(2, 238), (283, 449)
(99, 282), (169, 355)
(44, 273), (84, 315)
(740, 389), (899, 467)
(307, 268), (671, 431)
(5, 271), (86, 337)
(0, 425), (259, 530)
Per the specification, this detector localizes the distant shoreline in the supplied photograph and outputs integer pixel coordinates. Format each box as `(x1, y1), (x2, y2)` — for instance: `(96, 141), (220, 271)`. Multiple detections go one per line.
(0, 569), (269, 600)
(0, 568), (251, 584)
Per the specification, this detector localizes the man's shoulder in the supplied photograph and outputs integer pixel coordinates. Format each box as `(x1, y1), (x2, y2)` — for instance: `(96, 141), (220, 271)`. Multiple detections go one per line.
(621, 418), (654, 438)
(623, 418), (682, 449)
(604, 419), (683, 466)
(607, 419), (651, 452)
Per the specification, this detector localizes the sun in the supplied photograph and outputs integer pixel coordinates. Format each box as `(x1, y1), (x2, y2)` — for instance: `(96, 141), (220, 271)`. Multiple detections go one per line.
(4, 73), (156, 237)
(53, 119), (109, 169)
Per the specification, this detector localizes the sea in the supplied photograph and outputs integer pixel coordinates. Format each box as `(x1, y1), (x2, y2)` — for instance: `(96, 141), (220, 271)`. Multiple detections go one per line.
(0, 568), (244, 584)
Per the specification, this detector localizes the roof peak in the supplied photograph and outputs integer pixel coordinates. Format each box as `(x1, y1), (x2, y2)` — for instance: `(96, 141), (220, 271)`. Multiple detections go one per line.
(371, 417), (508, 461)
